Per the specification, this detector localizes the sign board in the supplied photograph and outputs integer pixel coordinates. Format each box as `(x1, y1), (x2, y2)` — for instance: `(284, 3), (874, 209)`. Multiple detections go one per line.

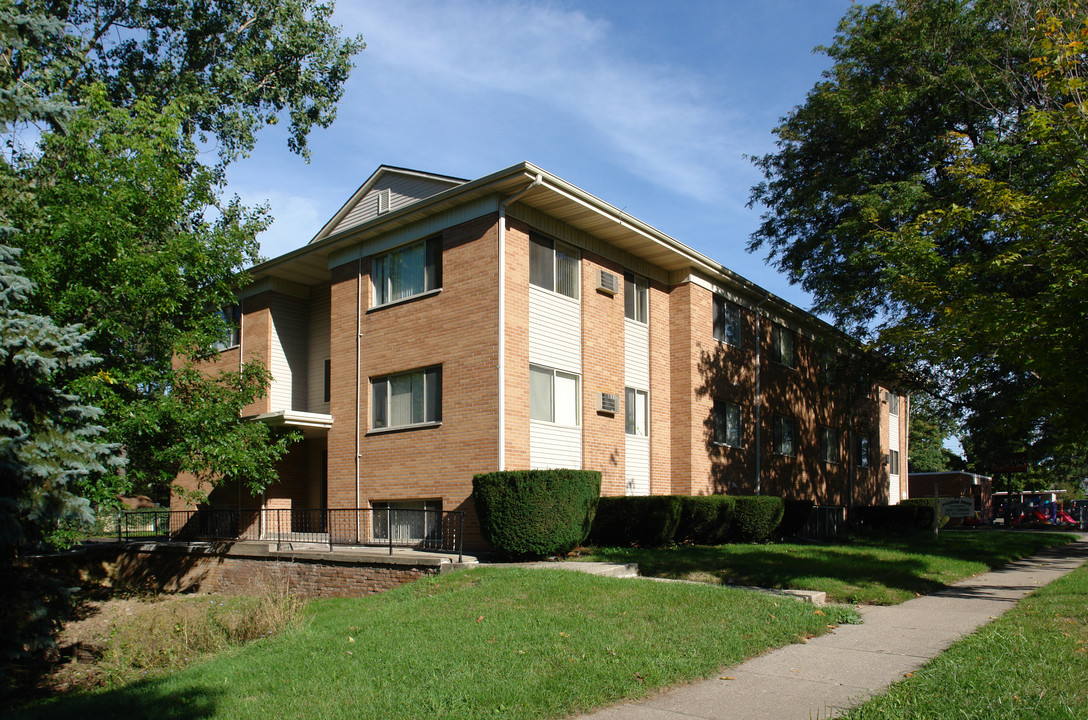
(940, 498), (975, 518)
(991, 453), (1027, 474)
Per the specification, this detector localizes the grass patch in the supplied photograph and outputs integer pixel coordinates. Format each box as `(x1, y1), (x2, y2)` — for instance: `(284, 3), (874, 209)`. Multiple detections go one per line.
(582, 531), (1076, 604)
(840, 557), (1088, 719)
(13, 567), (859, 720)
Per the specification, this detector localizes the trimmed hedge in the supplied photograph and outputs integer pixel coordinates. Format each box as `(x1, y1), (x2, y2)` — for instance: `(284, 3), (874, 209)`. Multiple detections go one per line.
(729, 496), (785, 543)
(775, 499), (814, 539)
(589, 496), (682, 548)
(676, 495), (735, 545)
(472, 469), (601, 559)
(852, 501), (934, 534)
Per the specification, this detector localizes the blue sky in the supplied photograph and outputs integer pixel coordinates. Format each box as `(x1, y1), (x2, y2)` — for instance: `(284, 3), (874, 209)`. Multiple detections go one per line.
(225, 0), (854, 311)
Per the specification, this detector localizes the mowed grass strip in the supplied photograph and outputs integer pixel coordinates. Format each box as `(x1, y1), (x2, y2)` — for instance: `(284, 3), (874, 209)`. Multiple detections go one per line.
(584, 532), (1076, 604)
(14, 567), (858, 720)
(840, 557), (1088, 720)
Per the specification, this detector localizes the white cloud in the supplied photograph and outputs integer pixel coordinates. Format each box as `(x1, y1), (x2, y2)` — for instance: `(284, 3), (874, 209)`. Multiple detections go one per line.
(341, 0), (747, 203)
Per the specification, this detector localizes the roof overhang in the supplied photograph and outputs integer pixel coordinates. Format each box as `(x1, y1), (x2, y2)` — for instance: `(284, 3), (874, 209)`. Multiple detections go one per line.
(250, 410), (334, 439)
(244, 161), (839, 336)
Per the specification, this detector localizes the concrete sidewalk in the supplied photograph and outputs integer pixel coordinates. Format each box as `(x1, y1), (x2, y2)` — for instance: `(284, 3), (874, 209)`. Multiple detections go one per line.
(576, 534), (1088, 720)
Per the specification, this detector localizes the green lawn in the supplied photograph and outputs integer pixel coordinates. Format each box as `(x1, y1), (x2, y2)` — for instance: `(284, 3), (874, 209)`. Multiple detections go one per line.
(14, 567), (858, 720)
(582, 531), (1076, 604)
(840, 557), (1088, 719)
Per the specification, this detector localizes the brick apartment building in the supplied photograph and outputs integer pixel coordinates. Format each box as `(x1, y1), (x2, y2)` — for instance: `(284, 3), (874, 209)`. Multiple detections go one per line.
(173, 163), (909, 548)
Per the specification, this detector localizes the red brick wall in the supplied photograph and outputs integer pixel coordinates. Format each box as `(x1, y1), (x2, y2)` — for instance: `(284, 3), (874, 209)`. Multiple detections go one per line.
(648, 280), (672, 493)
(348, 214), (500, 548)
(41, 545), (441, 600)
(580, 252), (627, 496)
(503, 219), (531, 469)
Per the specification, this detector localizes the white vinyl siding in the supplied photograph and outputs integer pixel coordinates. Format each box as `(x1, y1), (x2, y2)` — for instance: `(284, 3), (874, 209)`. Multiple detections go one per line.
(624, 318), (650, 390)
(528, 251), (582, 470)
(889, 396), (902, 504)
(268, 295), (309, 412)
(625, 304), (650, 495)
(625, 435), (650, 496)
(530, 422), (582, 470)
(306, 285), (331, 413)
(529, 285), (581, 371)
(332, 174), (462, 236)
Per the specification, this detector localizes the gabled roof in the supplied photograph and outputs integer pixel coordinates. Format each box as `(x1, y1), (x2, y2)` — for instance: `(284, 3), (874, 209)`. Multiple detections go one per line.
(311, 165), (467, 244)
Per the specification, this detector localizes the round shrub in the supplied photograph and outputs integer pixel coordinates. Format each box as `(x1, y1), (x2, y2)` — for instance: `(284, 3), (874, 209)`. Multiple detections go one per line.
(472, 469), (601, 559)
(676, 495), (735, 544)
(729, 496), (785, 543)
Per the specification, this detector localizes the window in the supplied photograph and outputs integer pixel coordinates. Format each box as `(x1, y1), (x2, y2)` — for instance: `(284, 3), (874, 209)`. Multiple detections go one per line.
(713, 400), (742, 448)
(889, 449), (901, 475)
(624, 273), (648, 323)
(529, 364), (580, 426)
(211, 305), (241, 351)
(529, 233), (579, 299)
(820, 426), (840, 464)
(819, 349), (837, 386)
(323, 358), (331, 404)
(625, 387), (648, 436)
(372, 500), (440, 543)
(887, 392), (900, 416)
(371, 366), (441, 430)
(856, 435), (871, 468)
(713, 296), (742, 348)
(773, 415), (797, 457)
(372, 236), (442, 306)
(771, 324), (794, 367)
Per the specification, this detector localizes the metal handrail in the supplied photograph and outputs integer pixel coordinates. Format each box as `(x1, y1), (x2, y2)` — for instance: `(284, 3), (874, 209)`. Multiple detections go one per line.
(117, 507), (465, 561)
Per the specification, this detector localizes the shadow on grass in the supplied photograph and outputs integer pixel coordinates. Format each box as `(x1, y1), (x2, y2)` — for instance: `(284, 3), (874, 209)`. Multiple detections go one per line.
(10, 678), (221, 720)
(587, 531), (1077, 603)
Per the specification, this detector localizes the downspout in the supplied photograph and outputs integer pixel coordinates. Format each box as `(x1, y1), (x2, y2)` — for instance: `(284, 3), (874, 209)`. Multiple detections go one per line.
(753, 295), (771, 495)
(497, 174), (543, 471)
(356, 258), (362, 526)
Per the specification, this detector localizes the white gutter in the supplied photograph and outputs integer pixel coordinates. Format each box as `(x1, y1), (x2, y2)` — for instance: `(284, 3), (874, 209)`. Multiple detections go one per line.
(497, 174), (543, 471)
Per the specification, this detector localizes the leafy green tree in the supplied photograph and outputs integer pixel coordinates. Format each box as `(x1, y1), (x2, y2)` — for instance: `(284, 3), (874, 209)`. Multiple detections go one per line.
(0, 1), (363, 503)
(6, 0), (364, 161)
(908, 393), (960, 473)
(0, 242), (120, 685)
(749, 0), (1088, 471)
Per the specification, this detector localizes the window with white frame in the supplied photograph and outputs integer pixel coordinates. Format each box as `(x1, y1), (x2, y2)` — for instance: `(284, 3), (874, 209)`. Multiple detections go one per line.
(856, 435), (871, 468)
(887, 392), (900, 416)
(372, 236), (442, 306)
(371, 366), (442, 430)
(529, 233), (579, 299)
(211, 304), (241, 352)
(713, 400), (742, 448)
(624, 273), (648, 323)
(889, 449), (901, 475)
(771, 324), (795, 368)
(625, 387), (648, 436)
(820, 426), (840, 464)
(713, 296), (742, 348)
(529, 364), (580, 426)
(773, 415), (797, 457)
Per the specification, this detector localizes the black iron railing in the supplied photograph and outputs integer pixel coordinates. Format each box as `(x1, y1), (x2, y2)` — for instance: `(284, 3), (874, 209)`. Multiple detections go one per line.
(118, 507), (465, 561)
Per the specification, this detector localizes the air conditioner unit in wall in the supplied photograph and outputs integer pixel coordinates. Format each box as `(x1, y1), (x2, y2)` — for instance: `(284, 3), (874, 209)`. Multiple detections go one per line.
(597, 270), (619, 296)
(597, 392), (619, 415)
